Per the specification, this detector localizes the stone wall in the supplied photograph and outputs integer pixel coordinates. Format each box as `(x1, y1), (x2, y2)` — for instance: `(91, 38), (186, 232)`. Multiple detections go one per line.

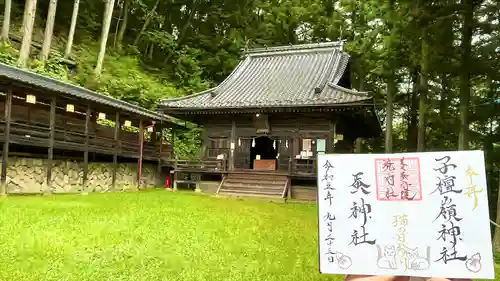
(2, 157), (161, 194)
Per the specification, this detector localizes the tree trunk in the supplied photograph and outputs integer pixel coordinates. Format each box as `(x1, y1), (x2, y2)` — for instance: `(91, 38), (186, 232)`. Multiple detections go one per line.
(417, 32), (429, 152)
(385, 0), (396, 154)
(116, 0), (130, 49)
(21, 0), (29, 32)
(407, 70), (418, 151)
(148, 42), (154, 59)
(113, 0), (123, 48)
(1, 0), (12, 40)
(458, 0), (473, 150)
(133, 0), (161, 46)
(17, 0), (37, 68)
(95, 0), (116, 75)
(65, 0), (80, 58)
(493, 172), (500, 252)
(40, 0), (58, 61)
(385, 78), (395, 153)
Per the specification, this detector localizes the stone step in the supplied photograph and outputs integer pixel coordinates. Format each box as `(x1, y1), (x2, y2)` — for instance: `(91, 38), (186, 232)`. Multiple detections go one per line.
(220, 186), (284, 194)
(219, 189), (283, 197)
(216, 192), (286, 202)
(227, 173), (287, 181)
(222, 183), (283, 191)
(223, 179), (286, 187)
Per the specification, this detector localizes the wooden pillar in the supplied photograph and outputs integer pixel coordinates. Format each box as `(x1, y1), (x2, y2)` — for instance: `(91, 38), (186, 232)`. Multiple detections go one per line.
(355, 137), (363, 153)
(82, 105), (91, 192)
(1, 89), (13, 195)
(46, 96), (56, 194)
(201, 126), (208, 159)
(328, 120), (336, 153)
(112, 112), (120, 190)
(172, 128), (178, 191)
(157, 122), (163, 174)
(229, 120), (236, 170)
(137, 119), (144, 188)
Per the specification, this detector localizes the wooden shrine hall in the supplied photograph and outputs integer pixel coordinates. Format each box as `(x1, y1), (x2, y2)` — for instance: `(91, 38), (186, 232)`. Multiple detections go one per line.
(0, 63), (181, 194)
(159, 42), (381, 201)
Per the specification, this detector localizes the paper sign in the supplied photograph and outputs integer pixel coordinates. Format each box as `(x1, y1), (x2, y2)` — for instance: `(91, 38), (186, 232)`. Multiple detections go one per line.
(317, 151), (495, 279)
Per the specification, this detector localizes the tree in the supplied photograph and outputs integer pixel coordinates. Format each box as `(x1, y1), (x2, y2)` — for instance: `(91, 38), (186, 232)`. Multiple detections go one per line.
(134, 0), (161, 46)
(458, 0), (477, 150)
(18, 0), (38, 68)
(40, 0), (58, 61)
(384, 0), (398, 153)
(65, 0), (80, 58)
(95, 0), (116, 75)
(1, 0), (12, 41)
(116, 0), (130, 49)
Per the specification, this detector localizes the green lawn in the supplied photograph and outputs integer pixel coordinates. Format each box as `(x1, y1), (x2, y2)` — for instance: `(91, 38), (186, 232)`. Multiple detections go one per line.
(0, 191), (497, 281)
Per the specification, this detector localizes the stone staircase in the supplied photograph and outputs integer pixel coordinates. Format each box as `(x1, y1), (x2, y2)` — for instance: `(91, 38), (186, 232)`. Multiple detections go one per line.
(217, 171), (288, 200)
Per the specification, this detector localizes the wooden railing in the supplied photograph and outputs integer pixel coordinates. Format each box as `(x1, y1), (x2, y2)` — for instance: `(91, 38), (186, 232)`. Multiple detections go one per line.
(0, 121), (172, 161)
(289, 158), (317, 176)
(175, 159), (227, 172)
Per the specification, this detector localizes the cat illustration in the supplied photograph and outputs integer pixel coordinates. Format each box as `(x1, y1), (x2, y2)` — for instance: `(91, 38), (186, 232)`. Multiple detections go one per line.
(336, 252), (353, 269)
(407, 246), (430, 270)
(377, 245), (397, 269)
(466, 253), (482, 273)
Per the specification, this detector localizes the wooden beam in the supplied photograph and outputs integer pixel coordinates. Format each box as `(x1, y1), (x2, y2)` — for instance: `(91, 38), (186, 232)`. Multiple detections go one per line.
(112, 111), (120, 190)
(82, 105), (90, 191)
(46, 96), (56, 194)
(1, 88), (12, 195)
(137, 119), (144, 188)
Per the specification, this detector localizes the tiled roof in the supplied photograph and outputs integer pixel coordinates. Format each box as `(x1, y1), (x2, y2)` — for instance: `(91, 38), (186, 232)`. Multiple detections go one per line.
(160, 42), (372, 110)
(0, 62), (177, 123)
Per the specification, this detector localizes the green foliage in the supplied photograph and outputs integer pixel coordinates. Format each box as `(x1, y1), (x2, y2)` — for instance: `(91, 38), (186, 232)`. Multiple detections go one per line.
(71, 43), (181, 109)
(0, 42), (19, 65)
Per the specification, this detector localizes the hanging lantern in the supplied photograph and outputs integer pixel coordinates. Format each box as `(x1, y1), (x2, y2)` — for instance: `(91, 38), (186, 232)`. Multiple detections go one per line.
(273, 140), (276, 150)
(26, 94), (36, 104)
(238, 138), (241, 147)
(98, 112), (106, 120)
(252, 138), (255, 148)
(124, 120), (132, 127)
(147, 126), (154, 132)
(66, 104), (75, 112)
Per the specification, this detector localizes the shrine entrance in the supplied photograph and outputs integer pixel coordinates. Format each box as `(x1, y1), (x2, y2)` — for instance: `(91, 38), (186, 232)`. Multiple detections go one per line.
(250, 136), (277, 170)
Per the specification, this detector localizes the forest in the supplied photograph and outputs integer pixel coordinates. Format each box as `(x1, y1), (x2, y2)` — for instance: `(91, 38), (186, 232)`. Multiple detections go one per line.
(0, 0), (499, 247)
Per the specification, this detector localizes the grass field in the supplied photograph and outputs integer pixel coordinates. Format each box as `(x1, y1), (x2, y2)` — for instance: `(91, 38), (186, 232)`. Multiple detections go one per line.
(0, 190), (497, 281)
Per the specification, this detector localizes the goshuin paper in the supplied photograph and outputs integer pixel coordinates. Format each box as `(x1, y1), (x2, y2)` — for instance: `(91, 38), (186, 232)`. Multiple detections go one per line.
(317, 151), (495, 279)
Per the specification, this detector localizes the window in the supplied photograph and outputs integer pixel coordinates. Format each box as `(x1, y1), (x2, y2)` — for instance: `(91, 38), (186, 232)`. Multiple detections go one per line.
(316, 138), (326, 154)
(300, 138), (313, 158)
(207, 138), (229, 158)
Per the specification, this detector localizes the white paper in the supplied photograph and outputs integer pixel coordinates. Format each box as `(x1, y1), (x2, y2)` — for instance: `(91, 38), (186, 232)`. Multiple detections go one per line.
(317, 151), (495, 280)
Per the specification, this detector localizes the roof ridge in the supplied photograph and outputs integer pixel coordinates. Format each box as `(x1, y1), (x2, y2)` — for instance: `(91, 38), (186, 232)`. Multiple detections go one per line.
(162, 87), (216, 103)
(244, 41), (344, 56)
(327, 83), (369, 96)
(314, 49), (339, 93)
(213, 57), (251, 96)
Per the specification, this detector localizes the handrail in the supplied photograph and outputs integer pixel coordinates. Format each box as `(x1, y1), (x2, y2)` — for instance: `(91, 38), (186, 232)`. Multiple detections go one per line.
(290, 158), (317, 175)
(216, 175), (226, 194)
(281, 178), (289, 198)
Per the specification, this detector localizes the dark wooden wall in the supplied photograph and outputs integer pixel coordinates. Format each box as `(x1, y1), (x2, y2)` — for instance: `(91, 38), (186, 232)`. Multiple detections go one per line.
(198, 111), (362, 171)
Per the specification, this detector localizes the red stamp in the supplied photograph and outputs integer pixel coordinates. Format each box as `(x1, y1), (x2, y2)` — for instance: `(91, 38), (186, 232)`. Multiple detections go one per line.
(374, 157), (422, 201)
